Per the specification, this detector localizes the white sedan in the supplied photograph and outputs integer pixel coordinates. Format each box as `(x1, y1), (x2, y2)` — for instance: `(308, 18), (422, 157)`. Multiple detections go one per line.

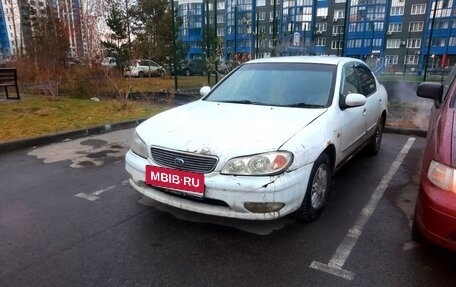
(125, 56), (388, 221)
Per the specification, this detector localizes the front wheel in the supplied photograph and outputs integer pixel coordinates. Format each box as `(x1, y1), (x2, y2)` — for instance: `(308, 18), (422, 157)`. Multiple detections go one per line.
(292, 153), (331, 222)
(412, 207), (423, 242)
(366, 116), (385, 156)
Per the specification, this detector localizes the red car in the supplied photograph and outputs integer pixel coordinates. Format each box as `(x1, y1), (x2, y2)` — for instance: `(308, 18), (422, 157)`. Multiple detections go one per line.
(413, 67), (456, 251)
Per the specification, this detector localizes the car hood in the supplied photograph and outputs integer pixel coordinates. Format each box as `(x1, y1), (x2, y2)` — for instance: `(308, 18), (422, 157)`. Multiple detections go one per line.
(137, 100), (327, 159)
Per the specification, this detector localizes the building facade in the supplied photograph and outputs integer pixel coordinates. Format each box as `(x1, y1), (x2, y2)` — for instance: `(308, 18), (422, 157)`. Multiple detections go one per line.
(0, 0), (84, 60)
(177, 0), (456, 74)
(0, 0), (24, 59)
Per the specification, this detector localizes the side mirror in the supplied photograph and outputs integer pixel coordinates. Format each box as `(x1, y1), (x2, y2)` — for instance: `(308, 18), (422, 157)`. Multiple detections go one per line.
(417, 82), (443, 102)
(200, 86), (211, 97)
(345, 93), (367, 107)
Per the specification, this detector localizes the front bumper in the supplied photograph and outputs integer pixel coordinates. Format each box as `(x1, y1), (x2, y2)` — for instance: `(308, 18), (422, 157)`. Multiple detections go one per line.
(416, 174), (456, 251)
(125, 150), (312, 220)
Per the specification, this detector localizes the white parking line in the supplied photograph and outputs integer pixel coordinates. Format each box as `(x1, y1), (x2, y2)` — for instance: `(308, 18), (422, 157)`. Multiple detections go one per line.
(310, 137), (416, 281)
(75, 185), (117, 201)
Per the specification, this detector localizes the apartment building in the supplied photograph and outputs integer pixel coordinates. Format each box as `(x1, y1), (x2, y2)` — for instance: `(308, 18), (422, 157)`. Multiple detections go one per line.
(0, 0), (24, 59)
(177, 0), (456, 73)
(0, 0), (84, 60)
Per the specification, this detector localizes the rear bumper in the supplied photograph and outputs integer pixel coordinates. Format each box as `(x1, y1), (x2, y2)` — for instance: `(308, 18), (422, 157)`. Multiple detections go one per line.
(416, 175), (456, 251)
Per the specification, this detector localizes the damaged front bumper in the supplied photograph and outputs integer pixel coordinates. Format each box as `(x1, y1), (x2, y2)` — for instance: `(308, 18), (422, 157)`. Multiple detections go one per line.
(125, 150), (313, 220)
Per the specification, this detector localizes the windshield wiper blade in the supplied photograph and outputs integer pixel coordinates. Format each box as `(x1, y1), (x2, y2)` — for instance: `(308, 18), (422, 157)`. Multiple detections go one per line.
(287, 102), (325, 108)
(219, 100), (262, 105)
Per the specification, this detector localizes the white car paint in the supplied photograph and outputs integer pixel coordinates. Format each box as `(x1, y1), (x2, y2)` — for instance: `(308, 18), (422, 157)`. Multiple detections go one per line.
(125, 56), (388, 220)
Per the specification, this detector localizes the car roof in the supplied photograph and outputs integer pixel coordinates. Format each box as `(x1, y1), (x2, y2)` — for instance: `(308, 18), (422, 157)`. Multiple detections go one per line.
(246, 56), (360, 66)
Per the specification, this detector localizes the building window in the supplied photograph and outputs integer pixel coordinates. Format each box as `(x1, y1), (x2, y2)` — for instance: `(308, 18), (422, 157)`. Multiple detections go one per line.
(431, 19), (449, 29)
(331, 40), (342, 50)
(385, 55), (398, 65)
(315, 38), (326, 46)
(409, 21), (424, 32)
(411, 4), (426, 15)
(405, 55), (419, 65)
(388, 23), (402, 32)
(450, 37), (456, 46)
(332, 25), (344, 35)
(258, 12), (265, 20)
(366, 5), (386, 20)
(431, 37), (446, 47)
(334, 9), (345, 20)
(316, 7), (328, 17)
(217, 15), (225, 23)
(315, 22), (327, 32)
(217, 28), (225, 36)
(407, 38), (421, 48)
(257, 0), (266, 6)
(386, 39), (400, 49)
(390, 6), (404, 16)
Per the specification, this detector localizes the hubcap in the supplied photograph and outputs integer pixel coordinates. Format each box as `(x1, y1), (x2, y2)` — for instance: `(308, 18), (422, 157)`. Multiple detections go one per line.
(311, 164), (328, 209)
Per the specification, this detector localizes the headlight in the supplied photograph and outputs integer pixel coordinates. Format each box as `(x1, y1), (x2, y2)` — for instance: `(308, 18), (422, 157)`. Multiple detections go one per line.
(221, 152), (293, 176)
(131, 132), (148, 158)
(427, 160), (456, 193)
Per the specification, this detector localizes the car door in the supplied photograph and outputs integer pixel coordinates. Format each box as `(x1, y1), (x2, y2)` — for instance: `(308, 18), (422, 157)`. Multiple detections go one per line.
(354, 63), (381, 137)
(149, 61), (160, 76)
(338, 62), (367, 158)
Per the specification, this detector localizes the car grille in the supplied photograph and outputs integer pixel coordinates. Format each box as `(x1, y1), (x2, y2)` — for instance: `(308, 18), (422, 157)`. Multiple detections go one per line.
(151, 147), (218, 174)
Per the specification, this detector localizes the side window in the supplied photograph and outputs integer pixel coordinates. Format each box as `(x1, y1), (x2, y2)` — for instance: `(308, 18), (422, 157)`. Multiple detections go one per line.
(354, 64), (377, 96)
(442, 64), (456, 103)
(340, 63), (361, 107)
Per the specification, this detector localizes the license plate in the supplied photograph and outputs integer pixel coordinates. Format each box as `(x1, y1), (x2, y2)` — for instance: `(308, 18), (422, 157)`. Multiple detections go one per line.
(145, 166), (205, 197)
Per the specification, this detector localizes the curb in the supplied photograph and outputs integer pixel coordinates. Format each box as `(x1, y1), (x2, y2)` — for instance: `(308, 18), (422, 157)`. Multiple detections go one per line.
(0, 118), (148, 154)
(0, 121), (426, 154)
(384, 126), (427, 138)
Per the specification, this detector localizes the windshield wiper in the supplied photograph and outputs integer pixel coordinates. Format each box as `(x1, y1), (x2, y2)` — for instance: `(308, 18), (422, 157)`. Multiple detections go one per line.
(218, 100), (264, 105)
(287, 102), (325, 108)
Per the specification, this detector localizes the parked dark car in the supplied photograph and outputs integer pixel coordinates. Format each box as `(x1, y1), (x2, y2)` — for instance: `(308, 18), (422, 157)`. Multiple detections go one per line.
(428, 66), (451, 76)
(183, 59), (207, 76)
(413, 64), (456, 251)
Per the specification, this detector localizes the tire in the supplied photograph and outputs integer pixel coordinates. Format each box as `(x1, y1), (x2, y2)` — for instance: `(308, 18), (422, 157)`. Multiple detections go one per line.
(159, 70), (165, 77)
(202, 70), (207, 76)
(412, 208), (423, 242)
(185, 69), (191, 76)
(138, 71), (145, 78)
(366, 116), (385, 156)
(292, 153), (331, 222)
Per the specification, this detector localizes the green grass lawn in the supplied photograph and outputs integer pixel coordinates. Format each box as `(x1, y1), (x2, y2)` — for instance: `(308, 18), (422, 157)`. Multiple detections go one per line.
(0, 75), (217, 143)
(0, 96), (165, 142)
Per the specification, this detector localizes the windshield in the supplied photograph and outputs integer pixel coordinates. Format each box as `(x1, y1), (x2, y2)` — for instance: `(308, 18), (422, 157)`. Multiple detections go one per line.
(204, 62), (336, 108)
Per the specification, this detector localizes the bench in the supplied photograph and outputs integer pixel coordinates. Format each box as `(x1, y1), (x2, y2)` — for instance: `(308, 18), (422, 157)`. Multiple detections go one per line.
(0, 68), (20, 100)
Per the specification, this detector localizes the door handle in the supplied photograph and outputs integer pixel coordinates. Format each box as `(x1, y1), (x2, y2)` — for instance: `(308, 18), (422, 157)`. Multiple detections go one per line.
(363, 108), (367, 116)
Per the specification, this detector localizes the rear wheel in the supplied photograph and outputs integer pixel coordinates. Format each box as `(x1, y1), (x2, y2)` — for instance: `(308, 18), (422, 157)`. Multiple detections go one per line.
(138, 71), (144, 78)
(185, 69), (191, 76)
(292, 153), (331, 222)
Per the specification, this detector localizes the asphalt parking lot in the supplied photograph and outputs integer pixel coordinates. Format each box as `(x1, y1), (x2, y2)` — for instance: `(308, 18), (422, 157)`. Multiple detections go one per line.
(0, 129), (455, 286)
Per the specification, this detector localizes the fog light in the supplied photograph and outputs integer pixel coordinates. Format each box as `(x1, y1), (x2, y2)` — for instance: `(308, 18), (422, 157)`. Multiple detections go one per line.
(244, 202), (285, 213)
